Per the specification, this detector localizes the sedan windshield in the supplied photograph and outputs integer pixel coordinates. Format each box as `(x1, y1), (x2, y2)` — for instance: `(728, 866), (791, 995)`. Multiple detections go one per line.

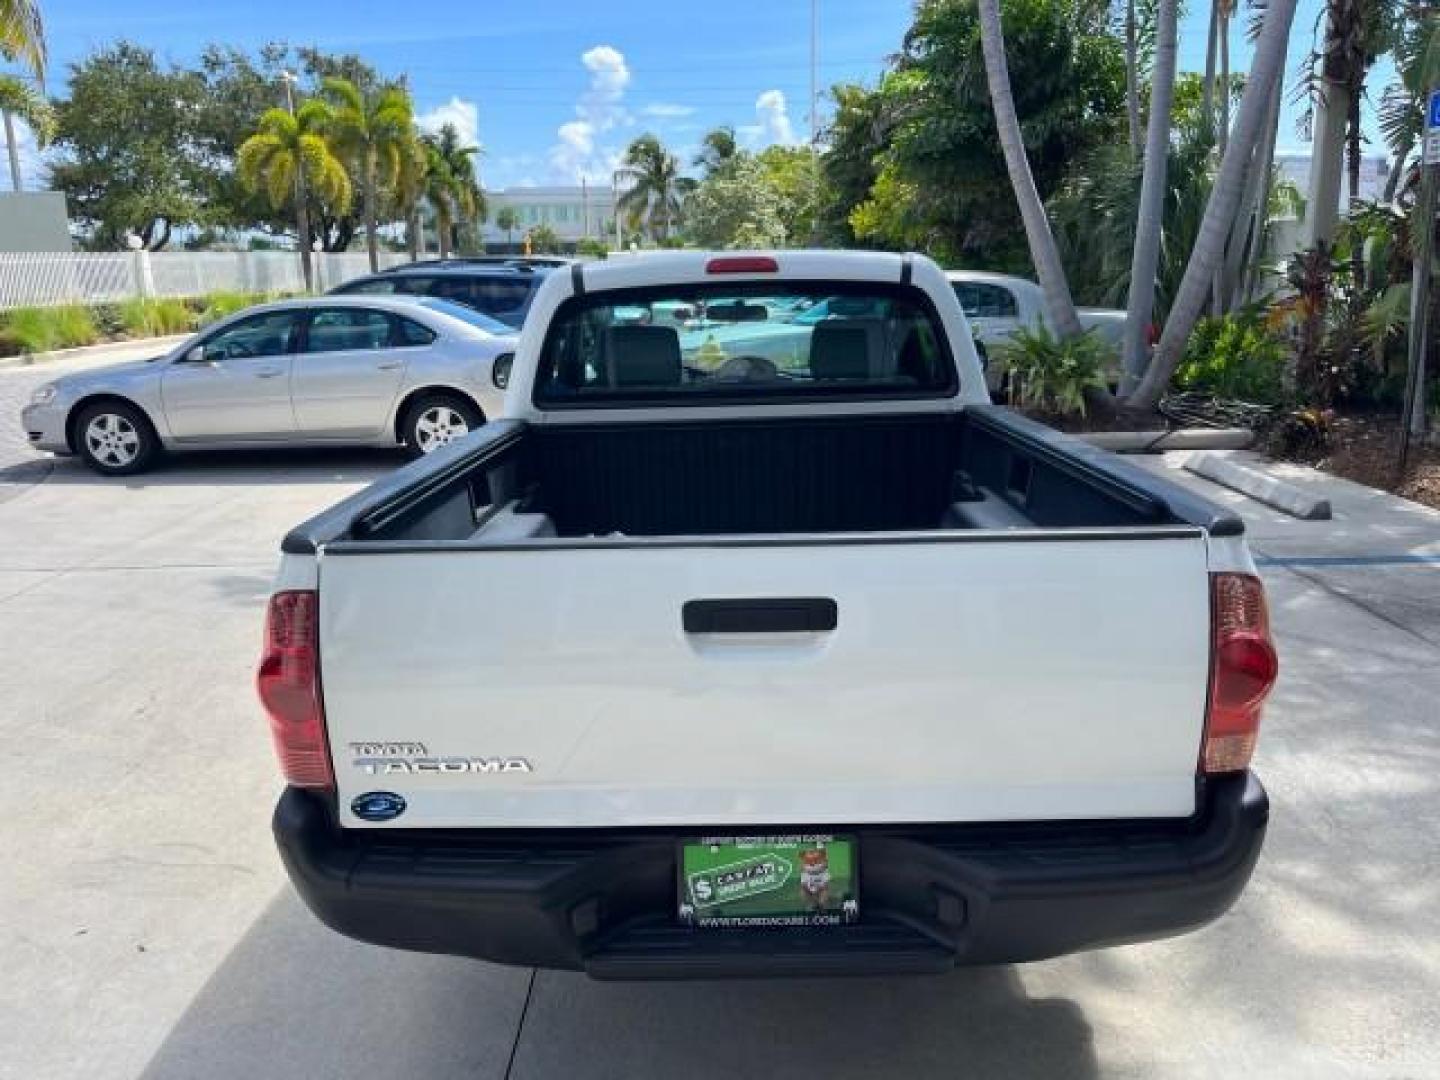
(414, 297), (514, 336)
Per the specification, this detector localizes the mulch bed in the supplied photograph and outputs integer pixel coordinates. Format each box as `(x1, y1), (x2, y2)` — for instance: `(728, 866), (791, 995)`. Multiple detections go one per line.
(1273, 412), (1440, 513)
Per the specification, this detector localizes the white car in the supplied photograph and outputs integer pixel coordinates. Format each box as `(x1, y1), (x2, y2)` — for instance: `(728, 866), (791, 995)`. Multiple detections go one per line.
(263, 251), (1274, 978)
(946, 271), (1131, 388)
(22, 295), (517, 475)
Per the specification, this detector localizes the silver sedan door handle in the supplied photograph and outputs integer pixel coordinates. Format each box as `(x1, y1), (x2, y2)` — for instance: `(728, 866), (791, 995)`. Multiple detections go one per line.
(254, 367), (284, 379)
(376, 360), (403, 371)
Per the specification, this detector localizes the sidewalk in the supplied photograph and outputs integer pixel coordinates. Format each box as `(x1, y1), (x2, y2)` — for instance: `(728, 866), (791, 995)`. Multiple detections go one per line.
(0, 334), (190, 374)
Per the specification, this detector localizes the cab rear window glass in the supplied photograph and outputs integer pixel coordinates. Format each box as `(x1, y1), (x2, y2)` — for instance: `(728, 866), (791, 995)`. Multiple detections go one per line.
(534, 285), (956, 407)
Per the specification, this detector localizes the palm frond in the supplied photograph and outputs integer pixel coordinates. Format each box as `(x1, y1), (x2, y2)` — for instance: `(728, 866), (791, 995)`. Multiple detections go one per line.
(0, 0), (46, 80)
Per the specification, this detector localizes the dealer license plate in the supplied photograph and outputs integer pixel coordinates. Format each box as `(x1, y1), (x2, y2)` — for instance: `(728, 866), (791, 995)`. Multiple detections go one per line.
(678, 834), (858, 928)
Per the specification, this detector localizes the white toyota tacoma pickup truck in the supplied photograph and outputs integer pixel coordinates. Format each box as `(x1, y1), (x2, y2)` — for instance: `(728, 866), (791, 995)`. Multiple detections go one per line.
(260, 251), (1276, 978)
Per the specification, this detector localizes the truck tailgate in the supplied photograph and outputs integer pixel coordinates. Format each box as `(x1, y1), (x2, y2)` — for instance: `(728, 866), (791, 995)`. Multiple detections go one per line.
(319, 533), (1212, 829)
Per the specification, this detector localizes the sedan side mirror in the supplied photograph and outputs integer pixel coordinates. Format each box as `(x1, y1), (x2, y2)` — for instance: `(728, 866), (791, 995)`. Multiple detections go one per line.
(184, 344), (209, 364)
(492, 353), (514, 390)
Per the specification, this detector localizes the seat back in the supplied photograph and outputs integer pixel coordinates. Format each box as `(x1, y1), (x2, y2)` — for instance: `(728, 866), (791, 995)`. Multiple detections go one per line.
(808, 319), (886, 381)
(604, 325), (683, 387)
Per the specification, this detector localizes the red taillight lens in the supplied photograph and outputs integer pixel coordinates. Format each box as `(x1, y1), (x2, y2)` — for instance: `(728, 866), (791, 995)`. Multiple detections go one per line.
(257, 590), (333, 790)
(705, 256), (778, 274)
(1203, 573), (1278, 774)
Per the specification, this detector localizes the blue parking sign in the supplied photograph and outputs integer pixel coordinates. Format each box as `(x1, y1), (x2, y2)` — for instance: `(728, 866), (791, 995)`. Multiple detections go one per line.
(1430, 89), (1440, 130)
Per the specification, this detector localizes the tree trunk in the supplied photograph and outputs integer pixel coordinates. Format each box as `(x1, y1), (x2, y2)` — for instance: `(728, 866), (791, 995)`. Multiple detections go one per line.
(1218, 8), (1230, 154)
(1124, 0), (1141, 160)
(3, 110), (21, 192)
(407, 208), (420, 261)
(437, 206), (452, 259)
(1238, 78), (1284, 305)
(1202, 2), (1218, 134)
(976, 0), (1083, 339)
(1302, 0), (1350, 253)
(295, 167), (314, 293)
(1220, 78), (1279, 312)
(364, 154), (379, 272)
(1120, 0), (1178, 395)
(1128, 0), (1300, 411)
(1382, 149), (1409, 204)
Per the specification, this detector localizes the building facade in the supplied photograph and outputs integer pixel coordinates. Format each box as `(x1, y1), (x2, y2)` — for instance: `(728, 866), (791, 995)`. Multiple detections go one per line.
(480, 186), (619, 250)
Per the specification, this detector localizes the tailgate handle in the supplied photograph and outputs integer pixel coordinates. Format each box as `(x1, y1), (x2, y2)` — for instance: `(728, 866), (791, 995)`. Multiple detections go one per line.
(682, 598), (837, 634)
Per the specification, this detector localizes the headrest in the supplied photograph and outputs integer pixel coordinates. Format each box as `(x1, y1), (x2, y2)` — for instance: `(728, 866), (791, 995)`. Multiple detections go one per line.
(809, 319), (885, 381)
(604, 325), (683, 387)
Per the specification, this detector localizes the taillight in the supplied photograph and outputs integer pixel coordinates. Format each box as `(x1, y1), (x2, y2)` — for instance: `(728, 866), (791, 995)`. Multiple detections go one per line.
(257, 590), (333, 790)
(1203, 573), (1278, 774)
(706, 255), (778, 274)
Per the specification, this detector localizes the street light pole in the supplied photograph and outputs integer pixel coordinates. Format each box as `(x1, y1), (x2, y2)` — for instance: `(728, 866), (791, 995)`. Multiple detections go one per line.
(281, 70), (315, 292)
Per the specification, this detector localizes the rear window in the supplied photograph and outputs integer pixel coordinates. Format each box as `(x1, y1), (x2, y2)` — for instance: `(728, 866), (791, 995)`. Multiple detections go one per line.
(534, 284), (956, 408)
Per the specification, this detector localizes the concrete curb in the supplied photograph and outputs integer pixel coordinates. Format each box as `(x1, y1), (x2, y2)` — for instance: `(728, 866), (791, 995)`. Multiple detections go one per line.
(0, 335), (189, 372)
(1185, 452), (1333, 520)
(1077, 428), (1256, 452)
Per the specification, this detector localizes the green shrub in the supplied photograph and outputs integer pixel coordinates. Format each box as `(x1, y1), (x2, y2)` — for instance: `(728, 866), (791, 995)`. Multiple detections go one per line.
(196, 290), (264, 327)
(90, 303), (124, 338)
(51, 305), (99, 349)
(3, 307), (62, 353)
(997, 326), (1111, 417)
(575, 238), (609, 259)
(119, 298), (194, 337)
(0, 327), (22, 357)
(1175, 314), (1289, 403)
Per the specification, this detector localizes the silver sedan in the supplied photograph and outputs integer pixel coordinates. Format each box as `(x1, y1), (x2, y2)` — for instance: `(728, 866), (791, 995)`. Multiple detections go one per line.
(21, 295), (517, 475)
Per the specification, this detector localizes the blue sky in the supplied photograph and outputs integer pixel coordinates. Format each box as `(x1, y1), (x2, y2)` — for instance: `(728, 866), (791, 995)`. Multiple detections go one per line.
(11, 0), (1392, 191)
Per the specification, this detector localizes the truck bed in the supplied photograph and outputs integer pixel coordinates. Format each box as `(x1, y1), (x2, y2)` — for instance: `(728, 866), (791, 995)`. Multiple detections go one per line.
(285, 405), (1239, 551)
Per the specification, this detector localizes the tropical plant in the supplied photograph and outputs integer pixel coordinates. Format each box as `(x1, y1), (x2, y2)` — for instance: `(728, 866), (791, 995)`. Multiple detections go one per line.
(494, 206), (518, 246)
(422, 122), (483, 259)
(321, 76), (414, 271)
(528, 223), (561, 254)
(998, 325), (1112, 417)
(118, 297), (193, 337)
(694, 125), (738, 177)
(1, 0), (44, 77)
(1127, 0), (1301, 410)
(1175, 312), (1289, 402)
(1, 304), (97, 352)
(616, 134), (691, 244)
(0, 72), (52, 191)
(976, 0), (1085, 342)
(575, 237), (609, 258)
(686, 154), (788, 249)
(237, 101), (351, 290)
(1377, 11), (1440, 202)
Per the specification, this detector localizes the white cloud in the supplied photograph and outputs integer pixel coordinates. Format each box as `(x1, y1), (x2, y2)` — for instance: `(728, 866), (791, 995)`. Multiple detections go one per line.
(417, 97), (481, 150)
(548, 44), (633, 183)
(642, 102), (695, 118)
(755, 89), (799, 147)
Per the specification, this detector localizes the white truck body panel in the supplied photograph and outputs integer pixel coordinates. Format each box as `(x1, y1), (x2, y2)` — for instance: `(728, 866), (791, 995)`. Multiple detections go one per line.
(320, 532), (1211, 829)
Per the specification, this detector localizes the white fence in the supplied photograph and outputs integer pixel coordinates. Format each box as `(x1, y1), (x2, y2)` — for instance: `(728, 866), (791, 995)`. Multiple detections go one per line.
(0, 250), (409, 310)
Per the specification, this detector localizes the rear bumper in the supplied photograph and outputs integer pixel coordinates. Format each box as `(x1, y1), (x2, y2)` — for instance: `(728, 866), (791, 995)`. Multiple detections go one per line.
(274, 773), (1267, 979)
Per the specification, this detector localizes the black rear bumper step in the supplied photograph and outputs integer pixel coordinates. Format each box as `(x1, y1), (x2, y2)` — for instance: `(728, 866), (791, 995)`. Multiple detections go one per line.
(274, 773), (1267, 979)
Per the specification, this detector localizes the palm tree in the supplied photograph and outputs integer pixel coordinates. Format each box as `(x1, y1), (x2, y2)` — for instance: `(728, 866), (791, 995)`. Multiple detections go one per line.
(1120, 0), (1178, 394)
(0, 73), (51, 191)
(695, 125), (738, 177)
(617, 134), (689, 244)
(1, 0), (44, 78)
(237, 101), (351, 291)
(1123, 0), (1141, 159)
(322, 77), (414, 271)
(495, 206), (518, 248)
(423, 123), (483, 258)
(1127, 0), (1301, 410)
(976, 0), (1084, 339)
(392, 132), (429, 260)
(2, 0), (45, 192)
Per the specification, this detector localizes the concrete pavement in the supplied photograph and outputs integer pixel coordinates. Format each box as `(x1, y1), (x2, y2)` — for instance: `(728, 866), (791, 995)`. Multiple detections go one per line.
(1, 419), (1438, 1077)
